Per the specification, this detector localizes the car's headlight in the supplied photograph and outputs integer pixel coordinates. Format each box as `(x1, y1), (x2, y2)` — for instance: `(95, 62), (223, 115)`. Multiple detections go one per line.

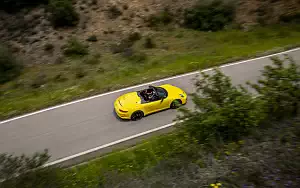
(179, 94), (184, 98)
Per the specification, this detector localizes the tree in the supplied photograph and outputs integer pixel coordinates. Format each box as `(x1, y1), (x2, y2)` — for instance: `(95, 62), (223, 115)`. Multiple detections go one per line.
(177, 69), (266, 144)
(183, 0), (235, 31)
(48, 0), (79, 28)
(248, 56), (300, 119)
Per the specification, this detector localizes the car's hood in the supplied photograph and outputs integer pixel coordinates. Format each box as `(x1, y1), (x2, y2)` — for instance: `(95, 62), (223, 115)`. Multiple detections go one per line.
(118, 92), (141, 108)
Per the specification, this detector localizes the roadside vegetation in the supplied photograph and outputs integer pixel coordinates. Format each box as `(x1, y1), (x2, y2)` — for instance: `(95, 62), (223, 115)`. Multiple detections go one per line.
(1, 56), (299, 188)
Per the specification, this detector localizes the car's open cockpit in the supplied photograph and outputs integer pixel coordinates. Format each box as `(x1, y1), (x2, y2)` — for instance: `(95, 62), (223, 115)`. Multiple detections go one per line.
(138, 86), (167, 103)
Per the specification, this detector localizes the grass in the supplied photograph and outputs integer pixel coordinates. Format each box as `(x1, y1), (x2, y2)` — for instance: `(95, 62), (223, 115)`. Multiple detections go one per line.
(1, 24), (300, 120)
(57, 132), (190, 188)
(44, 117), (300, 188)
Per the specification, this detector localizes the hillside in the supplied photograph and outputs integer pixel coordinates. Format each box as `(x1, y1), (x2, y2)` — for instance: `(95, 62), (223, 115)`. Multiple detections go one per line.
(0, 0), (195, 64)
(0, 0), (299, 65)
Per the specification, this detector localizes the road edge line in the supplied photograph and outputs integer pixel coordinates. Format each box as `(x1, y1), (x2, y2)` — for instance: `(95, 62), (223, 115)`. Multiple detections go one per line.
(1, 47), (300, 124)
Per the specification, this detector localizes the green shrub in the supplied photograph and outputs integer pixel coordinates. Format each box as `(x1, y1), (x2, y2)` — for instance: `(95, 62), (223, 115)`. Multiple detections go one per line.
(121, 48), (147, 63)
(86, 35), (98, 42)
(280, 12), (300, 23)
(144, 37), (155, 48)
(110, 33), (141, 54)
(248, 56), (300, 119)
(0, 149), (50, 180)
(31, 73), (47, 88)
(0, 150), (66, 188)
(48, 0), (79, 28)
(183, 0), (235, 31)
(107, 5), (122, 19)
(178, 69), (266, 144)
(147, 7), (173, 27)
(0, 45), (23, 84)
(63, 38), (89, 56)
(127, 32), (141, 42)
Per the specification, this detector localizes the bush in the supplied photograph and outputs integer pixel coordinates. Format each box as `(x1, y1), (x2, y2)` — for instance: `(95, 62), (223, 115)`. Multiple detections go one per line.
(0, 150), (66, 188)
(0, 45), (23, 84)
(30, 73), (47, 88)
(120, 48), (147, 63)
(48, 0), (79, 28)
(147, 7), (173, 27)
(144, 37), (155, 48)
(248, 56), (300, 119)
(0, 149), (50, 180)
(280, 13), (300, 23)
(63, 38), (89, 56)
(86, 35), (98, 42)
(183, 0), (235, 31)
(178, 69), (266, 144)
(110, 33), (141, 54)
(127, 32), (141, 42)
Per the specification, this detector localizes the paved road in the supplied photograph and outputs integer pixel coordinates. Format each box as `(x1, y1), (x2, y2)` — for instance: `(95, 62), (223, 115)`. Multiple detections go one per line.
(0, 49), (299, 163)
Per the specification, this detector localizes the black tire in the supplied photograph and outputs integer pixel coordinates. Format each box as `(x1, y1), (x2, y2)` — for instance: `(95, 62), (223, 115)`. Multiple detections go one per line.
(131, 111), (144, 121)
(170, 99), (182, 109)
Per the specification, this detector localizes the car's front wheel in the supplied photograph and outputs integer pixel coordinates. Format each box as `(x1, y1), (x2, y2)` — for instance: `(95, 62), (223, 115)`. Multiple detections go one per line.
(170, 99), (182, 109)
(131, 111), (144, 121)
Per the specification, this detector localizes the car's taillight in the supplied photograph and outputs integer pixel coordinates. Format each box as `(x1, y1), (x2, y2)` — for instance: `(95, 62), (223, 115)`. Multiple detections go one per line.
(119, 109), (128, 113)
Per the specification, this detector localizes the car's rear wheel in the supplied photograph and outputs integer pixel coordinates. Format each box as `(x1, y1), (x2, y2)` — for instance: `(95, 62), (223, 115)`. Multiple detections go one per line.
(170, 99), (182, 109)
(131, 111), (144, 121)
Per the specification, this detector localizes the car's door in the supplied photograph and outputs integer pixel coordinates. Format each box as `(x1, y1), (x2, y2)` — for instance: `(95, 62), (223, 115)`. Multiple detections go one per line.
(144, 96), (169, 114)
(143, 100), (160, 114)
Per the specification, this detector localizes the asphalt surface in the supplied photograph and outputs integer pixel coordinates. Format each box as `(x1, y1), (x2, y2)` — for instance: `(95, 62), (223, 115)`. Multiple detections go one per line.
(0, 49), (300, 163)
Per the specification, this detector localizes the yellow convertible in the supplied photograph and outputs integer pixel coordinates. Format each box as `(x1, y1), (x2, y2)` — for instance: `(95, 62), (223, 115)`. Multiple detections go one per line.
(114, 84), (187, 120)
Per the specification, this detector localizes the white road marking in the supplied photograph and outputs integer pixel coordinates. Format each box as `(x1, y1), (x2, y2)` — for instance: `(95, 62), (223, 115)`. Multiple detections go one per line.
(1, 47), (299, 125)
(43, 121), (179, 167)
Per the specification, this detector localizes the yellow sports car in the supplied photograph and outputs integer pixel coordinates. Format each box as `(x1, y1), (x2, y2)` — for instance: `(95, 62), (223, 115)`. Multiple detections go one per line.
(114, 84), (187, 120)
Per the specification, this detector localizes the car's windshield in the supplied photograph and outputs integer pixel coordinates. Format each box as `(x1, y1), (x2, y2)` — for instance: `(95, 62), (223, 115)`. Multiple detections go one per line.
(155, 87), (167, 98)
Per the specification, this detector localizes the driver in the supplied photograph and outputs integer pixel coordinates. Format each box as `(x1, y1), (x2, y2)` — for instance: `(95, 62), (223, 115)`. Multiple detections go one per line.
(147, 89), (154, 101)
(148, 89), (158, 101)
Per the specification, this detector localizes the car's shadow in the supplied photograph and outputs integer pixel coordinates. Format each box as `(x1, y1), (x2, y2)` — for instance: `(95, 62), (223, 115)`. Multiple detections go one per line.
(113, 107), (180, 122)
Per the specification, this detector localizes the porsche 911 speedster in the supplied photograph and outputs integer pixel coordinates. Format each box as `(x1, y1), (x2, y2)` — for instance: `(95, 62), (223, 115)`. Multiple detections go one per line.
(114, 84), (187, 120)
